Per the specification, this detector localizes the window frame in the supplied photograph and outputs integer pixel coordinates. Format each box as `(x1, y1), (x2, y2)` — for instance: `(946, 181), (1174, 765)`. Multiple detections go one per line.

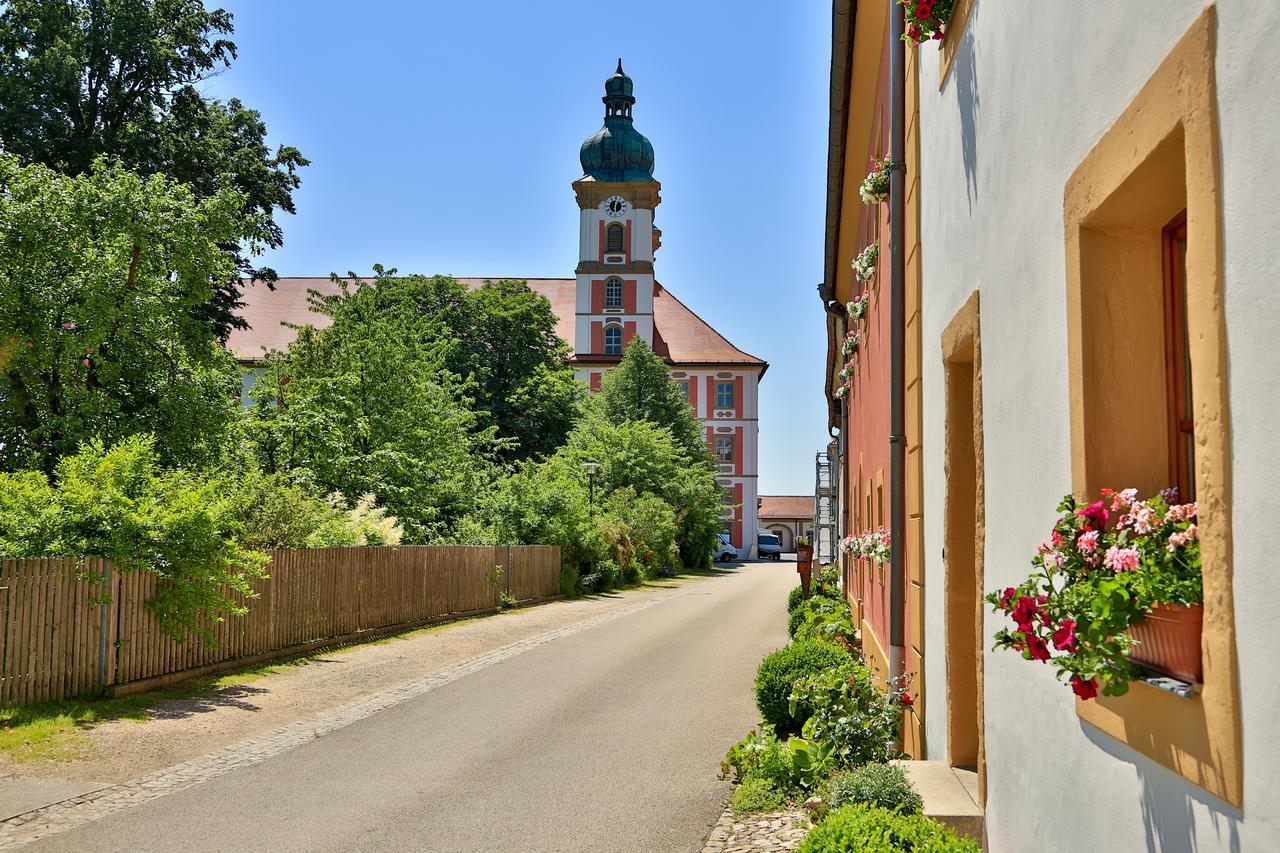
(715, 435), (734, 464)
(605, 276), (624, 309)
(1162, 210), (1195, 501)
(606, 222), (625, 254)
(603, 324), (623, 355)
(715, 381), (735, 410)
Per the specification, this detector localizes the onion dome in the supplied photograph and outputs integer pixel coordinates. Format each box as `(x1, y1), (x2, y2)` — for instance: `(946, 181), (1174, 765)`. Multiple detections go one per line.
(579, 59), (656, 182)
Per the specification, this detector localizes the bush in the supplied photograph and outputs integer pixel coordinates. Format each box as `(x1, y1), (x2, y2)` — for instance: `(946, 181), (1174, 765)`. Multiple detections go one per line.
(798, 805), (980, 852)
(788, 594), (845, 638)
(755, 640), (851, 732)
(828, 764), (923, 815)
(230, 472), (403, 549)
(790, 660), (906, 766)
(723, 726), (798, 792)
(787, 585), (806, 613)
(0, 436), (267, 641)
(731, 776), (787, 814)
(559, 563), (581, 597)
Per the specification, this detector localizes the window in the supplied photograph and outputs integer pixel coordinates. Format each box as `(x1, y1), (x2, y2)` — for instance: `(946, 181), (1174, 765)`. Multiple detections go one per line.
(715, 381), (735, 409)
(1163, 211), (1194, 501)
(715, 436), (734, 464)
(603, 324), (623, 355)
(605, 277), (623, 308)
(678, 379), (690, 400)
(1063, 9), (1238, 806)
(606, 223), (625, 254)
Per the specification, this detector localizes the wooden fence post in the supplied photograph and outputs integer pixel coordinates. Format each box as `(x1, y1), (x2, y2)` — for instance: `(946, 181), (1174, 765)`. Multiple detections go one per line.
(98, 558), (110, 690)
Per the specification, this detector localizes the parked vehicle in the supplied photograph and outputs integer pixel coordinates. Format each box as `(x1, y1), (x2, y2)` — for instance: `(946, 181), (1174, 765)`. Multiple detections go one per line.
(757, 532), (782, 561)
(712, 533), (738, 562)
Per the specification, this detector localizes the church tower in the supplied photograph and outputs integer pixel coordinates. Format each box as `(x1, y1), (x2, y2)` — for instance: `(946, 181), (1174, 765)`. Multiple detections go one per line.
(572, 61), (660, 361)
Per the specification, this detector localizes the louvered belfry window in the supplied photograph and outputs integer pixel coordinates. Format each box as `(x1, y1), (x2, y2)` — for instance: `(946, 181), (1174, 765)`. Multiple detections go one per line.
(606, 223), (625, 253)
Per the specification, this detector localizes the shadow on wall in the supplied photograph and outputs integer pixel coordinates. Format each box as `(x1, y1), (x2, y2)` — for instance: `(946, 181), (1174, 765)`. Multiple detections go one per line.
(953, 9), (980, 210)
(1080, 722), (1241, 852)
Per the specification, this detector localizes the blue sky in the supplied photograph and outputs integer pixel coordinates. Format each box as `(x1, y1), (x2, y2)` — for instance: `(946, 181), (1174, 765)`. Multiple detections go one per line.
(207, 1), (833, 496)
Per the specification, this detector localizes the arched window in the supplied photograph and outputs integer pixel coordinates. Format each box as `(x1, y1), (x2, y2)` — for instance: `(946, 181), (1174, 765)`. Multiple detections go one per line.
(606, 222), (625, 253)
(604, 324), (623, 355)
(605, 277), (623, 308)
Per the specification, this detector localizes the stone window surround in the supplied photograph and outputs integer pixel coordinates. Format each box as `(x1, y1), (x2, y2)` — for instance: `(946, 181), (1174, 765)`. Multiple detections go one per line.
(1063, 6), (1240, 807)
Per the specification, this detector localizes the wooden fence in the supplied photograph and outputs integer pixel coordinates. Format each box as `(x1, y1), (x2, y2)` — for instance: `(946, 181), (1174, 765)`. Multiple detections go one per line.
(0, 544), (560, 708)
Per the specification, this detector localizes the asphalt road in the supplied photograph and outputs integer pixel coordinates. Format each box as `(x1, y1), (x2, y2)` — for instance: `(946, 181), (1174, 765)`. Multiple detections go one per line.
(29, 560), (795, 853)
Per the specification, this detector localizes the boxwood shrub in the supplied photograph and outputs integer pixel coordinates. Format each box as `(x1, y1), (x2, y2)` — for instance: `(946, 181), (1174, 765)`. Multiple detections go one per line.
(787, 585), (806, 613)
(827, 763), (923, 814)
(754, 639), (851, 732)
(797, 805), (980, 852)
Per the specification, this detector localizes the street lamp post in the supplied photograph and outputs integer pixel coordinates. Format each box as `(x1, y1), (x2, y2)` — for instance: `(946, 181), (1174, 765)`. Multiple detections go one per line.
(582, 460), (599, 517)
(582, 461), (600, 586)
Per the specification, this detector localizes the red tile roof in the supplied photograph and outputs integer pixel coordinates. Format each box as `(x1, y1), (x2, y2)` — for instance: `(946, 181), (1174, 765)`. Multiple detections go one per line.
(227, 277), (765, 369)
(758, 495), (813, 520)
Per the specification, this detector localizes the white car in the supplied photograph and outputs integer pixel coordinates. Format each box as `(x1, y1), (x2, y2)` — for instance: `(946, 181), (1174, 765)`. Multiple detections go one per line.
(712, 533), (738, 562)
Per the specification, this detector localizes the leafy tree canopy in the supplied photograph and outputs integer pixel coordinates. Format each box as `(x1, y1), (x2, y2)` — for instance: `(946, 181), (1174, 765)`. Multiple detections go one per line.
(0, 153), (259, 472)
(0, 0), (307, 339)
(596, 336), (708, 462)
(307, 269), (583, 463)
(243, 273), (498, 542)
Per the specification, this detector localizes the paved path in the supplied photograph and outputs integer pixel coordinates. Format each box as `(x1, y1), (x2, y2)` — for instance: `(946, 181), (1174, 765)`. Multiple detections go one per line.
(18, 561), (795, 852)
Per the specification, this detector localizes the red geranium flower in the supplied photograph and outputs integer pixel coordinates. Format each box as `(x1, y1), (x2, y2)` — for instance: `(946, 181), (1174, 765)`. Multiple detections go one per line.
(1052, 618), (1077, 651)
(1025, 635), (1051, 662)
(1071, 676), (1099, 700)
(901, 692), (915, 707)
(999, 587), (1016, 608)
(1076, 500), (1110, 531)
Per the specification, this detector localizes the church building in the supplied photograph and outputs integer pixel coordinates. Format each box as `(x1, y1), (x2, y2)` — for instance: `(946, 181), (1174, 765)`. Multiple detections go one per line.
(228, 63), (768, 558)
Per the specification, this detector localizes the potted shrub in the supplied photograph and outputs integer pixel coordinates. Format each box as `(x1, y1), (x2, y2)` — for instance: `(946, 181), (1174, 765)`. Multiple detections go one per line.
(986, 488), (1202, 699)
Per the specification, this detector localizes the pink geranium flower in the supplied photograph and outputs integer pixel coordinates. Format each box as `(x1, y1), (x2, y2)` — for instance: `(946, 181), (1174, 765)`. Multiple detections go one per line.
(1104, 545), (1140, 573)
(1076, 530), (1099, 553)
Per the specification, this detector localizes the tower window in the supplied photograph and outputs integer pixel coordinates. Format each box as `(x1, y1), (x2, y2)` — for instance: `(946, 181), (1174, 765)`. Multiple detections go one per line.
(606, 222), (625, 253)
(604, 324), (623, 355)
(715, 436), (735, 464)
(605, 277), (623, 308)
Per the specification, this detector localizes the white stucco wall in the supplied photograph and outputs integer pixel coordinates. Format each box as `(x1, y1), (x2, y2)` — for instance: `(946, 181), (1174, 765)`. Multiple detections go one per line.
(915, 2), (1280, 850)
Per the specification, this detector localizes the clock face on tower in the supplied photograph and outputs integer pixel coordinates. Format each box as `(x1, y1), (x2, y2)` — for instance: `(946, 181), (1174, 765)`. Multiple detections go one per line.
(602, 195), (629, 218)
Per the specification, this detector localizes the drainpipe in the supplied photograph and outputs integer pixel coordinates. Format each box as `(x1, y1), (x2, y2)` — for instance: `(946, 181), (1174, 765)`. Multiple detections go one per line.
(887, 0), (907, 679)
(819, 282), (848, 547)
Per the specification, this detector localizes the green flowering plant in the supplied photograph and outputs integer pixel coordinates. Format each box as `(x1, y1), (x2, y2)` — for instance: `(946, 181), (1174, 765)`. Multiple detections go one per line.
(900, 0), (955, 44)
(852, 242), (879, 283)
(789, 660), (909, 767)
(985, 488), (1202, 699)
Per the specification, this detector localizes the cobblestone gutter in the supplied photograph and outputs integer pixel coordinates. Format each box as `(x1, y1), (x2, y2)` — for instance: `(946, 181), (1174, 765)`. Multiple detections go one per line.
(703, 804), (812, 852)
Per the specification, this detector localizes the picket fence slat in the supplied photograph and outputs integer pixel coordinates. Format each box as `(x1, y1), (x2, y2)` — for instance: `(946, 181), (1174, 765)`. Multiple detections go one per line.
(0, 545), (559, 708)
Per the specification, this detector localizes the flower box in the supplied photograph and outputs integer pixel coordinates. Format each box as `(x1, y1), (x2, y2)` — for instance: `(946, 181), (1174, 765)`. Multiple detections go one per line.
(1126, 602), (1203, 683)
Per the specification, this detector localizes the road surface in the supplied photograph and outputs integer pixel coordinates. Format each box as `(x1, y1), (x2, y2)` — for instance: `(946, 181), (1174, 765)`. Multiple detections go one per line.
(26, 560), (795, 852)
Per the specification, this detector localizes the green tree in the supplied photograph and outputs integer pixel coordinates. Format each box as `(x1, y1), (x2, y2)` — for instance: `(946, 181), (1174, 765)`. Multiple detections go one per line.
(0, 0), (308, 340)
(596, 336), (708, 461)
(244, 275), (496, 542)
(313, 270), (583, 463)
(0, 154), (259, 472)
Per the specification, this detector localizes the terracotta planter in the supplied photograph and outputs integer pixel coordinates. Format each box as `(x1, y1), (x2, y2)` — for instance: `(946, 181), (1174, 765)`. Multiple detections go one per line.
(1126, 602), (1203, 683)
